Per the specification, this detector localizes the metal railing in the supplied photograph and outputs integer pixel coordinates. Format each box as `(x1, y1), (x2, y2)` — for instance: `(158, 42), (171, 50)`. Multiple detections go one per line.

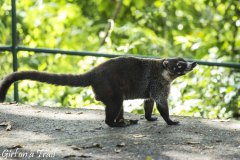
(0, 0), (240, 102)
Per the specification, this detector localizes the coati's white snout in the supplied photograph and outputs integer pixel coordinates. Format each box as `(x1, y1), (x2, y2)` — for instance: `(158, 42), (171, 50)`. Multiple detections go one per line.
(185, 61), (197, 73)
(186, 62), (197, 70)
(191, 62), (197, 68)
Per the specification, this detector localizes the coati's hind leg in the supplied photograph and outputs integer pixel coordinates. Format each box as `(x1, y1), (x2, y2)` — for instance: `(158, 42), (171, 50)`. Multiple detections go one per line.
(116, 108), (138, 125)
(93, 84), (137, 127)
(104, 98), (138, 127)
(105, 101), (124, 127)
(144, 99), (158, 121)
(116, 107), (124, 122)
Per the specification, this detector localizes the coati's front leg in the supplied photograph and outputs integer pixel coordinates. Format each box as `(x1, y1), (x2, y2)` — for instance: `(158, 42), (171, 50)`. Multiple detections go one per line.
(156, 100), (179, 125)
(150, 87), (179, 125)
(144, 99), (158, 121)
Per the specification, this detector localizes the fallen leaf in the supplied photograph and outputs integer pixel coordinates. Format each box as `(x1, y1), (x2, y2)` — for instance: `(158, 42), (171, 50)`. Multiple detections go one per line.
(7, 145), (23, 149)
(6, 124), (12, 131)
(116, 142), (126, 147)
(133, 134), (146, 138)
(204, 146), (214, 149)
(71, 147), (81, 151)
(133, 142), (139, 145)
(77, 112), (83, 115)
(82, 143), (103, 149)
(93, 143), (102, 148)
(55, 128), (62, 131)
(115, 148), (121, 153)
(146, 156), (153, 160)
(186, 141), (200, 145)
(94, 127), (103, 130)
(212, 119), (230, 122)
(64, 155), (76, 158)
(0, 121), (12, 131)
(79, 154), (92, 158)
(215, 140), (222, 143)
(65, 112), (72, 114)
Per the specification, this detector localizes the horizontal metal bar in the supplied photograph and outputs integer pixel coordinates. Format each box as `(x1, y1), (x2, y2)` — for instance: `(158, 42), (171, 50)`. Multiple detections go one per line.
(17, 46), (240, 69)
(18, 46), (122, 58)
(187, 59), (240, 69)
(1, 45), (240, 69)
(0, 46), (12, 51)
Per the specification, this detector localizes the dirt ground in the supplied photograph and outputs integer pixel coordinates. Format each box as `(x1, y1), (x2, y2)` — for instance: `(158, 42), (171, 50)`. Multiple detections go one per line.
(0, 103), (239, 160)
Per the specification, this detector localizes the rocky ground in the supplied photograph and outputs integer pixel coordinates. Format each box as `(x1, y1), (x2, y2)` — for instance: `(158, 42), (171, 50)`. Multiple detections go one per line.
(0, 103), (240, 160)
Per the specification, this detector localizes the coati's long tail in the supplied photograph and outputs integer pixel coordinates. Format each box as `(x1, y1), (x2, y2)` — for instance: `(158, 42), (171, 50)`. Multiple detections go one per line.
(0, 71), (93, 102)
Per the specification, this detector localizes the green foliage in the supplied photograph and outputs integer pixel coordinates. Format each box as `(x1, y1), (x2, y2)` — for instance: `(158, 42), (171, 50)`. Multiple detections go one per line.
(0, 0), (239, 118)
(169, 66), (239, 119)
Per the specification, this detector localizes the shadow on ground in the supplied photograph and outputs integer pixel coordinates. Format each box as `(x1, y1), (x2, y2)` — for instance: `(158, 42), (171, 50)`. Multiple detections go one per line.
(0, 103), (239, 160)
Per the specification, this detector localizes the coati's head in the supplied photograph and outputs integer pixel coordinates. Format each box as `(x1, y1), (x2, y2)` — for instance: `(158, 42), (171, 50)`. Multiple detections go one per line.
(162, 57), (197, 81)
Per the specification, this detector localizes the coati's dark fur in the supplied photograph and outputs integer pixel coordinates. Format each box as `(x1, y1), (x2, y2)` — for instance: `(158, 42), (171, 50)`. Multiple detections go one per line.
(0, 57), (196, 127)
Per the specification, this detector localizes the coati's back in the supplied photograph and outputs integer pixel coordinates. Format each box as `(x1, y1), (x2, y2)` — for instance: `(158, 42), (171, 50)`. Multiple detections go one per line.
(91, 57), (154, 99)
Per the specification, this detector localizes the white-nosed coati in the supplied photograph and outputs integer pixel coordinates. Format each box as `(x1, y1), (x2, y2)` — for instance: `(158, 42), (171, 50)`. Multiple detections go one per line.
(0, 57), (197, 127)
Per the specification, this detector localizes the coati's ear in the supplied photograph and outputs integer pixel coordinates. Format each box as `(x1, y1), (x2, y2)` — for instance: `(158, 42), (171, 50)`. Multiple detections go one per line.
(163, 60), (168, 68)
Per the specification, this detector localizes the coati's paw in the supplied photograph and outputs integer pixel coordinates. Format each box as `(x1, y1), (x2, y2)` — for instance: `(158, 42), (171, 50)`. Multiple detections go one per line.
(146, 116), (158, 121)
(129, 119), (138, 124)
(119, 119), (138, 126)
(108, 119), (138, 127)
(167, 120), (180, 125)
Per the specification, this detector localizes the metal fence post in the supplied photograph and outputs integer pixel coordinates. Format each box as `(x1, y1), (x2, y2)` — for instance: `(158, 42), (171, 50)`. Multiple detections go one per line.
(11, 0), (19, 102)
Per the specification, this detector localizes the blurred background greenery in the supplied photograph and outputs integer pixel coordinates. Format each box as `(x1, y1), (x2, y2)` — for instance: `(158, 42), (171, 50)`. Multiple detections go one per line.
(0, 0), (239, 119)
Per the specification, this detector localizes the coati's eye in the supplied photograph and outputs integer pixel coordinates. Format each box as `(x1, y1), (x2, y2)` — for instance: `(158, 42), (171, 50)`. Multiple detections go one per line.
(175, 61), (188, 72)
(177, 64), (182, 69)
(176, 62), (184, 69)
